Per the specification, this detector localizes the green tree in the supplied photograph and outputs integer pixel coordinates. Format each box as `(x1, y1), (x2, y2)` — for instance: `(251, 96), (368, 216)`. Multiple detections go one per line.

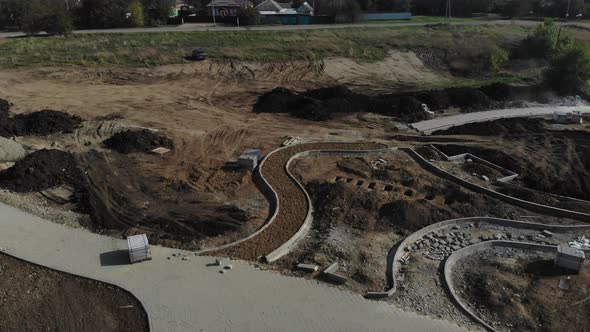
(545, 43), (590, 95)
(76, 0), (132, 29)
(141, 0), (174, 26)
(515, 19), (573, 59)
(128, 0), (145, 27)
(20, 0), (46, 35)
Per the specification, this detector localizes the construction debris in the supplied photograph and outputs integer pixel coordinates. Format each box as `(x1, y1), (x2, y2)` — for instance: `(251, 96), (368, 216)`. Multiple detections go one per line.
(569, 236), (590, 250)
(282, 136), (300, 147)
(151, 147), (171, 155)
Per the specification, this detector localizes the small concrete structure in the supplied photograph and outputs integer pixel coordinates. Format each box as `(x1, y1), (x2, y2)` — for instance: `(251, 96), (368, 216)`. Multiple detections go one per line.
(555, 245), (585, 272)
(127, 234), (151, 264)
(238, 149), (262, 170)
(238, 154), (257, 170)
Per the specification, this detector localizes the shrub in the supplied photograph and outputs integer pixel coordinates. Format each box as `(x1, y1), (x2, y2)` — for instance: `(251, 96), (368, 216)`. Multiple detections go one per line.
(44, 6), (73, 36)
(544, 43), (590, 95)
(237, 6), (259, 26)
(489, 47), (509, 73)
(128, 0), (145, 27)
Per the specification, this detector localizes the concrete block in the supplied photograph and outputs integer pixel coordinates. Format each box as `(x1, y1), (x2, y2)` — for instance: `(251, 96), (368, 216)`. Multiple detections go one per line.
(324, 272), (348, 285)
(297, 263), (319, 272)
(238, 155), (258, 170)
(555, 245), (585, 272)
(323, 262), (340, 274)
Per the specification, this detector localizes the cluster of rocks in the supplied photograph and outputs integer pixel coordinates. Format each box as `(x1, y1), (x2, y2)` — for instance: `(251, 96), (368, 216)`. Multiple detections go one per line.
(167, 252), (194, 261)
(407, 225), (477, 261)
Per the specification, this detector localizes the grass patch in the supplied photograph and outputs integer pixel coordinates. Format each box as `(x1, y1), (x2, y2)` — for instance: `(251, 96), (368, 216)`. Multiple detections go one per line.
(0, 25), (531, 68)
(367, 16), (482, 24)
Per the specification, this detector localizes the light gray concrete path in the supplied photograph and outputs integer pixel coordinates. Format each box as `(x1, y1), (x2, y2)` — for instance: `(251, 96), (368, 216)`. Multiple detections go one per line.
(411, 106), (590, 134)
(0, 202), (468, 332)
(0, 19), (547, 38)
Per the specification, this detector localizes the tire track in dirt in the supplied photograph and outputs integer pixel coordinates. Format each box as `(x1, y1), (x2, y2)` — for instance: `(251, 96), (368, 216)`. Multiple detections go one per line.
(214, 142), (383, 261)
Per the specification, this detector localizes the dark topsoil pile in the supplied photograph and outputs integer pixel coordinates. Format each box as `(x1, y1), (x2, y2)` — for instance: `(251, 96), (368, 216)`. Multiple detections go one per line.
(0, 98), (11, 116)
(79, 150), (249, 246)
(433, 118), (590, 200)
(433, 117), (546, 136)
(0, 149), (84, 193)
(0, 109), (82, 137)
(104, 129), (174, 154)
(253, 83), (544, 122)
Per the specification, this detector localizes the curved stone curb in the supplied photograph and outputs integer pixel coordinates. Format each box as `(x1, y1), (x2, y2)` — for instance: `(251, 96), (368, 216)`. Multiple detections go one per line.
(402, 147), (590, 222)
(195, 143), (394, 262)
(264, 147), (397, 263)
(0, 251), (152, 331)
(366, 217), (590, 299)
(194, 145), (285, 255)
(443, 241), (590, 331)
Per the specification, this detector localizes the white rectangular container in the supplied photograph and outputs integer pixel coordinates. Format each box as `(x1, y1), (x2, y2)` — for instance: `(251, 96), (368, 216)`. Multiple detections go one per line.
(127, 234), (151, 264)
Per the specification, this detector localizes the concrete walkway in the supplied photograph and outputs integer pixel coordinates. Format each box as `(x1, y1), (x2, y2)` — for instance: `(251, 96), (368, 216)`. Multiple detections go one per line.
(410, 106), (590, 134)
(0, 202), (467, 332)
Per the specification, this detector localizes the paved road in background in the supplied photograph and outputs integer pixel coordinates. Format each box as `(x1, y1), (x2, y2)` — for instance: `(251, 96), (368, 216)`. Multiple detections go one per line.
(0, 19), (570, 38)
(411, 106), (590, 134)
(0, 202), (467, 332)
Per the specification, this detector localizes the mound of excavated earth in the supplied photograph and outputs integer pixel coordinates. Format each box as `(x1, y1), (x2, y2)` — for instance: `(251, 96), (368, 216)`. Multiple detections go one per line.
(0, 98), (11, 116)
(104, 129), (174, 154)
(0, 109), (82, 137)
(0, 149), (83, 193)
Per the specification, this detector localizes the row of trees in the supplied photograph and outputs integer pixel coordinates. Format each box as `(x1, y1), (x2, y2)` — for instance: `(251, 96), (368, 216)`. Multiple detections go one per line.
(0, 0), (175, 34)
(318, 0), (588, 19)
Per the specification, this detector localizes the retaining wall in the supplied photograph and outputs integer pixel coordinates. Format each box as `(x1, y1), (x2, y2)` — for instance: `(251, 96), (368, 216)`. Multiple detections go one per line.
(402, 148), (590, 222)
(366, 217), (590, 299)
(427, 144), (518, 182)
(443, 241), (590, 331)
(195, 146), (284, 255)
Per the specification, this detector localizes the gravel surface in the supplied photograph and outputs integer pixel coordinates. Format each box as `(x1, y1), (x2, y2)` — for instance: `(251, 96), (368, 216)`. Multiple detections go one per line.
(217, 142), (383, 260)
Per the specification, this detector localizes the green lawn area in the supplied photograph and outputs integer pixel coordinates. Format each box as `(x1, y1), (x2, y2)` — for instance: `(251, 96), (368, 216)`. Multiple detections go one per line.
(0, 25), (530, 68)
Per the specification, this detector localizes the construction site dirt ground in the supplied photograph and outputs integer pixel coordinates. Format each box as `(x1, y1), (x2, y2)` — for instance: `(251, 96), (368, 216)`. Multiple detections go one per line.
(2, 51), (590, 331)
(454, 247), (590, 332)
(278, 151), (584, 295)
(0, 253), (149, 332)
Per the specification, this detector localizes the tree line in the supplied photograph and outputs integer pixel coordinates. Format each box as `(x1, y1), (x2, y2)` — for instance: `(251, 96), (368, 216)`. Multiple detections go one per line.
(0, 0), (175, 34)
(2, 0), (589, 34)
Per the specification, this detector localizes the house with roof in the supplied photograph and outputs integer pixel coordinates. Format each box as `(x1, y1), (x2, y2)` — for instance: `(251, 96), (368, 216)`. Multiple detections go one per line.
(255, 0), (313, 24)
(205, 0), (253, 18)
